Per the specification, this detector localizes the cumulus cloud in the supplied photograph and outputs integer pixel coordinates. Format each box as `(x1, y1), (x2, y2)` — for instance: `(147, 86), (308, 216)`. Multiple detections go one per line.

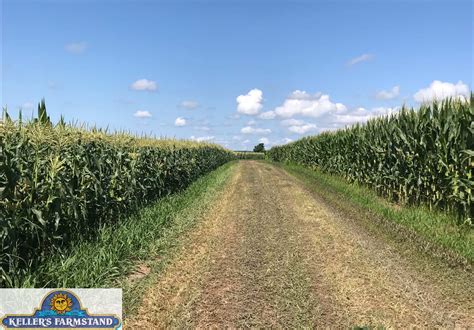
(371, 107), (400, 116)
(247, 119), (257, 126)
(288, 123), (317, 134)
(376, 86), (400, 100)
(130, 79), (158, 91)
(133, 110), (152, 118)
(175, 117), (186, 126)
(236, 89), (263, 115)
(347, 53), (374, 66)
(190, 135), (214, 142)
(413, 80), (469, 103)
(333, 107), (399, 125)
(259, 111), (276, 119)
(274, 91), (346, 118)
(259, 137), (270, 144)
(240, 126), (271, 135)
(272, 137), (293, 146)
(65, 42), (87, 54)
(280, 118), (318, 134)
(180, 100), (199, 109)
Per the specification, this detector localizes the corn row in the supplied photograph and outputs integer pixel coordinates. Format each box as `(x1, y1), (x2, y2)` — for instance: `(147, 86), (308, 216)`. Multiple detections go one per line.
(0, 118), (235, 285)
(235, 152), (265, 160)
(268, 96), (474, 222)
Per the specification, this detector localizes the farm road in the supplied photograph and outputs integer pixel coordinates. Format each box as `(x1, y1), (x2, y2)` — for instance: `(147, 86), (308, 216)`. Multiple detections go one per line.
(127, 161), (473, 328)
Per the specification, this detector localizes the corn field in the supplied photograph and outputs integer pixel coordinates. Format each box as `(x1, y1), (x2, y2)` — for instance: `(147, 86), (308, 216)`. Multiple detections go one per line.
(268, 96), (474, 223)
(235, 151), (265, 160)
(0, 110), (235, 286)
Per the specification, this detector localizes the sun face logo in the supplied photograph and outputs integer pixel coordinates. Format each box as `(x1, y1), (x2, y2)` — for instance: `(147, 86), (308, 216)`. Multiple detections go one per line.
(50, 293), (73, 314)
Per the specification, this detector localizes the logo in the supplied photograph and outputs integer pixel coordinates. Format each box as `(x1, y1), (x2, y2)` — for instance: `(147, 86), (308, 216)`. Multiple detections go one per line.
(1, 290), (121, 329)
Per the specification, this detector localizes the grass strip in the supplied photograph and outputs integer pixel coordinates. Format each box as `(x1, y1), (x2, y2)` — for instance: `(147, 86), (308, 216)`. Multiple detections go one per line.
(17, 161), (236, 294)
(276, 162), (473, 267)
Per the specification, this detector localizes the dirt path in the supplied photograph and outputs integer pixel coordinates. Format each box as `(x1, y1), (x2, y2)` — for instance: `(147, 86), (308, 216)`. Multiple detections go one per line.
(127, 161), (474, 328)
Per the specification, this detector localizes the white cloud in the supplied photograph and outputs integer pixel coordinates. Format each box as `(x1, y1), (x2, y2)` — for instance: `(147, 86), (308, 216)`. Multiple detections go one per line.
(180, 100), (199, 109)
(281, 118), (305, 126)
(333, 114), (371, 125)
(236, 89), (263, 115)
(259, 111), (276, 119)
(133, 110), (152, 118)
(232, 135), (242, 140)
(259, 137), (270, 144)
(241, 126), (271, 135)
(175, 117), (186, 126)
(190, 135), (214, 142)
(413, 80), (469, 103)
(274, 91), (346, 118)
(288, 123), (317, 134)
(347, 53), (374, 66)
(376, 86), (400, 100)
(130, 79), (158, 91)
(242, 139), (251, 144)
(281, 117), (318, 135)
(272, 137), (293, 146)
(372, 106), (400, 116)
(288, 90), (322, 100)
(65, 42), (87, 54)
(333, 107), (399, 125)
(319, 127), (339, 133)
(247, 119), (257, 126)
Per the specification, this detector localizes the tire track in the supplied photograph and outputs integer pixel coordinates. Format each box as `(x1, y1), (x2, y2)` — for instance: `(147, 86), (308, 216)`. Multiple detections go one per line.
(127, 161), (474, 328)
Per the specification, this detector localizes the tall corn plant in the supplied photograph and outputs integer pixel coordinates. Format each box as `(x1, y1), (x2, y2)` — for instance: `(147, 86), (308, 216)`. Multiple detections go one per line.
(0, 106), (235, 287)
(268, 95), (473, 224)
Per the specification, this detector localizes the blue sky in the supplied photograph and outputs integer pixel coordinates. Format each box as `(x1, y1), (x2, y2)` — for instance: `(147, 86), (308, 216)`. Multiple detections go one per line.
(2, 0), (472, 150)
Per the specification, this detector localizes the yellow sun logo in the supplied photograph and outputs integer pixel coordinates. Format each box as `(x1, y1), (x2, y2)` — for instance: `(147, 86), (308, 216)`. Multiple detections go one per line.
(50, 293), (73, 314)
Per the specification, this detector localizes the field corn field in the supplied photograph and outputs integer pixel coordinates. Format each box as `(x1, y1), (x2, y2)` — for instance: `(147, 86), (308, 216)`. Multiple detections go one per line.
(234, 151), (265, 160)
(3, 1), (474, 326)
(0, 106), (235, 287)
(0, 97), (473, 327)
(267, 96), (474, 223)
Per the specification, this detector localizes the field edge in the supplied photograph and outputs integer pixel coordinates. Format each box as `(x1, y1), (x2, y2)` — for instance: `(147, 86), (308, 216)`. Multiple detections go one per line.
(273, 161), (473, 270)
(15, 162), (237, 296)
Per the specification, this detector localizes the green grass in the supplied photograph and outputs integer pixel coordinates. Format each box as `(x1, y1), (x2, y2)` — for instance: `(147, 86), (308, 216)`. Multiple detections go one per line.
(12, 161), (236, 291)
(276, 162), (474, 265)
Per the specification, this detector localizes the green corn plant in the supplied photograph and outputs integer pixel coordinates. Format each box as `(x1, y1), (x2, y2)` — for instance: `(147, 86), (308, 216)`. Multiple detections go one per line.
(0, 106), (235, 287)
(268, 95), (473, 224)
(234, 151), (265, 160)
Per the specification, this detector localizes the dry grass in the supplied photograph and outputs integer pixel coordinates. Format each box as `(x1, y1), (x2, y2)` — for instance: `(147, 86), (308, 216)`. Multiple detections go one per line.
(126, 161), (474, 328)
(125, 163), (243, 328)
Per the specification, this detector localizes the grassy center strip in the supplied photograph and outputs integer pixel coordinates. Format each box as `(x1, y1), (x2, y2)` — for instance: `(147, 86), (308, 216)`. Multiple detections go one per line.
(19, 161), (236, 311)
(275, 162), (473, 268)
